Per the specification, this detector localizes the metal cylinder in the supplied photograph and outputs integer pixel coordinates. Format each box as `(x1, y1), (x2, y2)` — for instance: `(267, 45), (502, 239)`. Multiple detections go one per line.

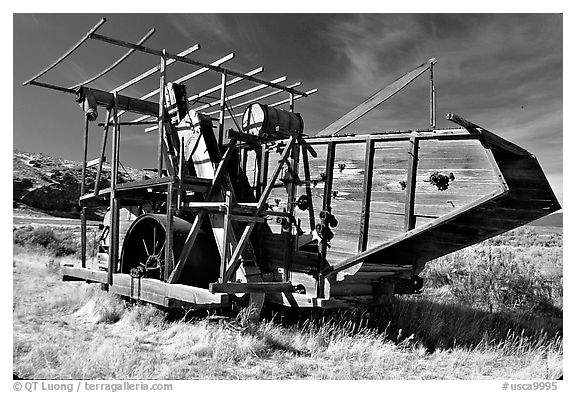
(242, 103), (304, 137)
(120, 214), (220, 288)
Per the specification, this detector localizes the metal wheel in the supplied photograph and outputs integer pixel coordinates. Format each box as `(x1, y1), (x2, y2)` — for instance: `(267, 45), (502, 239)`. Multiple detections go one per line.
(120, 214), (220, 287)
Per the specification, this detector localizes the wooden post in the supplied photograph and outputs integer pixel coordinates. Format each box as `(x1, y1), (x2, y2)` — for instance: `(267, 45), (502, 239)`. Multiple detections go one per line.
(282, 93), (298, 282)
(109, 93), (121, 286)
(157, 51), (166, 178)
(80, 113), (89, 268)
(218, 71), (227, 151)
(358, 138), (375, 252)
(94, 109), (111, 196)
(164, 183), (175, 280)
(220, 191), (232, 283)
(404, 137), (419, 231)
(318, 142), (336, 298)
(429, 58), (436, 128)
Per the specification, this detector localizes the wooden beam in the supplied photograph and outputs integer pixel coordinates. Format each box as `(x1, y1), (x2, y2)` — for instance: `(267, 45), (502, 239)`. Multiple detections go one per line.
(315, 60), (432, 136)
(404, 137), (419, 231)
(69, 28), (156, 89)
(209, 282), (295, 294)
(62, 268), (229, 308)
(157, 52), (166, 178)
(88, 32), (309, 96)
(358, 138), (375, 252)
(219, 191), (232, 283)
(108, 93), (120, 287)
(78, 87), (159, 117)
(446, 113), (531, 156)
(23, 18), (107, 85)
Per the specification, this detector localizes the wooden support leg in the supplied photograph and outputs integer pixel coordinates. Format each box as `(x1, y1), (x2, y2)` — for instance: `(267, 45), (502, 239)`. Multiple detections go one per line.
(220, 191), (232, 283)
(247, 293), (265, 323)
(81, 206), (87, 268)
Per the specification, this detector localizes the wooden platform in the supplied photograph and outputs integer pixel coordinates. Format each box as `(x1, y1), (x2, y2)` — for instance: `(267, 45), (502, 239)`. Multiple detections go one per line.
(62, 266), (229, 309)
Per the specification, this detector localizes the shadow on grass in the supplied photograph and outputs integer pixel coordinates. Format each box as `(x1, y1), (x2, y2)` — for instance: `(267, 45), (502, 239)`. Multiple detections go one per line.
(262, 296), (562, 352)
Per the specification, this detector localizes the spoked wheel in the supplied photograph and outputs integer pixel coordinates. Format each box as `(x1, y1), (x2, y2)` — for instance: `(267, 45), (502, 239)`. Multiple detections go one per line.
(120, 214), (220, 288)
(129, 218), (166, 280)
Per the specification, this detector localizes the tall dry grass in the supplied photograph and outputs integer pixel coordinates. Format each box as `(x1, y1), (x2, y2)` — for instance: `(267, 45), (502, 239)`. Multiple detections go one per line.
(13, 225), (563, 379)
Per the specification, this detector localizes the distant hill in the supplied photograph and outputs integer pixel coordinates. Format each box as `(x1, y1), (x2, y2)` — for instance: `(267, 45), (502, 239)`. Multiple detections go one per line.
(13, 149), (148, 219)
(529, 211), (563, 228)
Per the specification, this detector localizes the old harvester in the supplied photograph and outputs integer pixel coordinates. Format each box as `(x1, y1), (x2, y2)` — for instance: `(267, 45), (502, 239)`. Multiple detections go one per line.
(23, 19), (560, 314)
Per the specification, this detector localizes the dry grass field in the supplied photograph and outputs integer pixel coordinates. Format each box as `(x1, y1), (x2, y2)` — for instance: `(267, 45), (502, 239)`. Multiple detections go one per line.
(13, 225), (562, 379)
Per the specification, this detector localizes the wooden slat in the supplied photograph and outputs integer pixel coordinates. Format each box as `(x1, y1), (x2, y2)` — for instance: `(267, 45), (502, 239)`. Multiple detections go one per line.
(89, 32), (309, 96)
(316, 60), (431, 136)
(112, 45), (200, 93)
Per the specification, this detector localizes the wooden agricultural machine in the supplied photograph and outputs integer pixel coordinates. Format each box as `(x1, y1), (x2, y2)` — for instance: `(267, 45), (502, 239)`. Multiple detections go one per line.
(23, 19), (560, 313)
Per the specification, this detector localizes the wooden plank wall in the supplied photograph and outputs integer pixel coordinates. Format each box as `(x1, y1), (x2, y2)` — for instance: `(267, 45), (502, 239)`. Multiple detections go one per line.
(245, 137), (501, 269)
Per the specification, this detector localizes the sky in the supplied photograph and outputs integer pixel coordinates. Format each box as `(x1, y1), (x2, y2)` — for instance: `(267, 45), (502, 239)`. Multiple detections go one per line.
(12, 13), (563, 203)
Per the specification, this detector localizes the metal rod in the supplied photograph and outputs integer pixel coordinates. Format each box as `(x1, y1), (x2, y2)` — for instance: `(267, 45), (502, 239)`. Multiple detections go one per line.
(27, 80), (76, 94)
(94, 109), (111, 196)
(157, 51), (166, 178)
(112, 45), (200, 93)
(23, 18), (107, 85)
(429, 58), (437, 128)
(108, 92), (120, 287)
(88, 32), (309, 97)
(69, 28), (156, 89)
(218, 71), (227, 150)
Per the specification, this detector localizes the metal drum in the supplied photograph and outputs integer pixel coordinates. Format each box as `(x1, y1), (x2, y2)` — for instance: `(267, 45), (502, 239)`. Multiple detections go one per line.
(120, 214), (220, 288)
(242, 103), (304, 137)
